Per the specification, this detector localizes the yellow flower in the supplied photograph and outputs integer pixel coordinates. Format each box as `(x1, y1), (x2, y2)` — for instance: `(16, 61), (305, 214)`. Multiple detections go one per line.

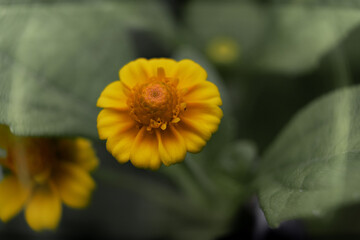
(97, 58), (223, 169)
(0, 125), (98, 231)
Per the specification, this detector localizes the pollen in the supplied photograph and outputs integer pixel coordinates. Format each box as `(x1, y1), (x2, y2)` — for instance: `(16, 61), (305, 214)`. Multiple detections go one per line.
(128, 67), (185, 131)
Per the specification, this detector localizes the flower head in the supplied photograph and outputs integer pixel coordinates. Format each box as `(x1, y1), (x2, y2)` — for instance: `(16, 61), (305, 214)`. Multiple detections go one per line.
(0, 125), (98, 231)
(97, 58), (223, 169)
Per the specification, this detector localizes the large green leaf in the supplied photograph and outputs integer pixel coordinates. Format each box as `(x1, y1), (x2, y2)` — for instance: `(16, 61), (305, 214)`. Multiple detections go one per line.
(257, 85), (360, 227)
(185, 0), (360, 74)
(255, 3), (360, 73)
(0, 0), (173, 137)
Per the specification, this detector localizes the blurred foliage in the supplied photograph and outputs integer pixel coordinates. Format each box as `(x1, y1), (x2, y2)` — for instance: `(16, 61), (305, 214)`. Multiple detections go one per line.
(2, 0), (360, 239)
(184, 0), (266, 68)
(0, 0), (174, 137)
(254, 2), (360, 74)
(184, 0), (360, 74)
(257, 86), (360, 227)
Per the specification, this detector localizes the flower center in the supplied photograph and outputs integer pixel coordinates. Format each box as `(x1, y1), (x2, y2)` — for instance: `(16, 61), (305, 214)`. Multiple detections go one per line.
(128, 67), (185, 131)
(5, 138), (57, 185)
(142, 82), (170, 109)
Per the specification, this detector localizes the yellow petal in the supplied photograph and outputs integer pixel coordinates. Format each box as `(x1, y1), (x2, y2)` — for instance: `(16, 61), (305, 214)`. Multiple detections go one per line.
(0, 124), (11, 149)
(148, 58), (177, 77)
(130, 127), (161, 170)
(106, 126), (139, 164)
(25, 183), (61, 231)
(53, 162), (95, 209)
(119, 58), (153, 88)
(181, 103), (223, 140)
(97, 81), (130, 110)
(74, 138), (99, 172)
(97, 108), (139, 164)
(176, 122), (207, 153)
(0, 175), (29, 222)
(173, 59), (207, 89)
(156, 126), (187, 166)
(183, 81), (222, 106)
(97, 109), (136, 140)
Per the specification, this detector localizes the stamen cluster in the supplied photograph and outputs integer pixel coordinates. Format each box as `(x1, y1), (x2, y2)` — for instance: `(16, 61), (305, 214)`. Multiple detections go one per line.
(128, 67), (186, 131)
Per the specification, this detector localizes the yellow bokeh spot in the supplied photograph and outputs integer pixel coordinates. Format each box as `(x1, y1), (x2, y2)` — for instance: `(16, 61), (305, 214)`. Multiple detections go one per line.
(206, 37), (240, 65)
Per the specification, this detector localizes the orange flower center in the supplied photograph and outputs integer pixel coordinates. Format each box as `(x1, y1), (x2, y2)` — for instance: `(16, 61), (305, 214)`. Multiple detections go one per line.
(128, 67), (186, 131)
(5, 138), (57, 185)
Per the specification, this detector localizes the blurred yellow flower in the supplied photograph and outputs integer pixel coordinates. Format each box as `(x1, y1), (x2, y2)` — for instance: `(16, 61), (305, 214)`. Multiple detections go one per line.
(97, 58), (223, 169)
(0, 125), (98, 231)
(206, 37), (240, 64)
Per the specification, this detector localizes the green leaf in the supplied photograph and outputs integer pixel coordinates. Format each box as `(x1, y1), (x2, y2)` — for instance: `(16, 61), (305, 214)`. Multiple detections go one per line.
(0, 0), (173, 137)
(185, 0), (360, 73)
(255, 3), (360, 73)
(257, 85), (360, 227)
